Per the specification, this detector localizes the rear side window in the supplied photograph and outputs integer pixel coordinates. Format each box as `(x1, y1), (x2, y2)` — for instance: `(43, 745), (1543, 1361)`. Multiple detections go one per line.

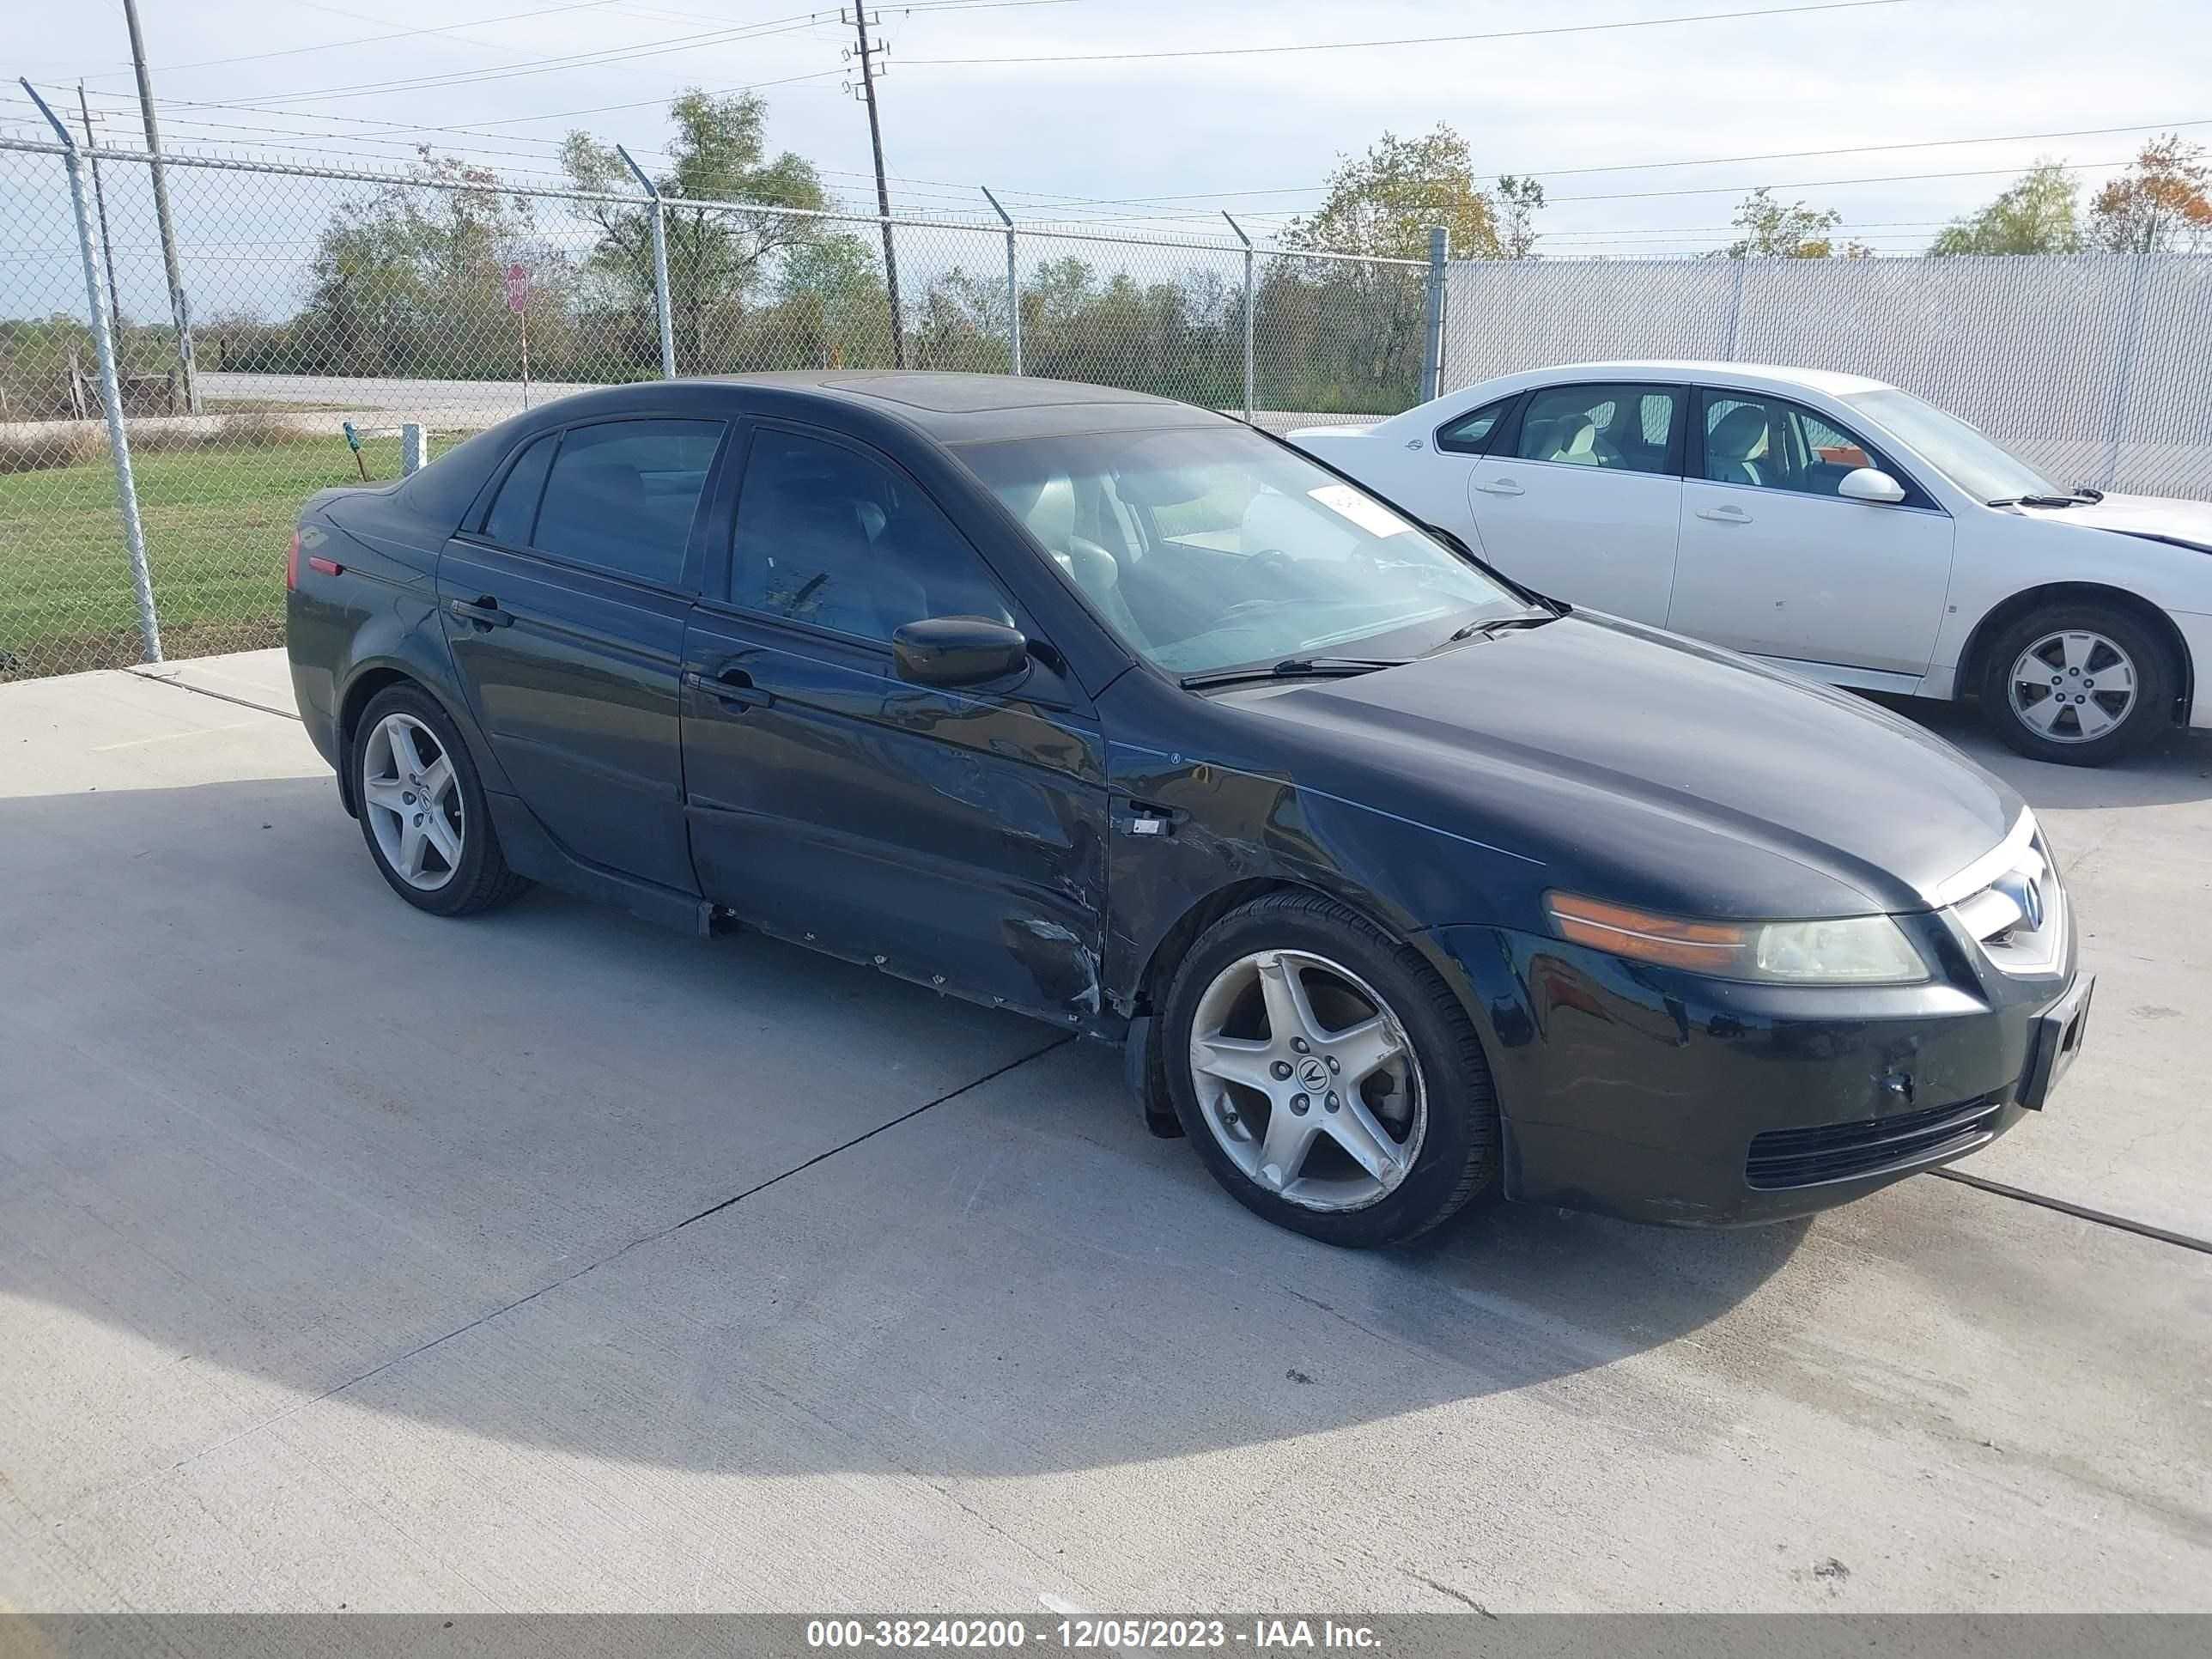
(1437, 398), (1510, 455)
(481, 433), (556, 546)
(1514, 383), (1681, 477)
(532, 419), (724, 586)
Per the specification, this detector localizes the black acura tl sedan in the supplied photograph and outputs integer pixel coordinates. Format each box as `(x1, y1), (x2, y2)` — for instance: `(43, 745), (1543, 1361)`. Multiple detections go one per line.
(287, 372), (2093, 1248)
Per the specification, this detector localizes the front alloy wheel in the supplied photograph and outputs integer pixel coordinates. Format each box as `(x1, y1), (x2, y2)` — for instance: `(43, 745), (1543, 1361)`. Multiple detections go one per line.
(1979, 602), (2172, 767)
(2006, 629), (2137, 748)
(1163, 891), (1500, 1248)
(1188, 949), (1425, 1213)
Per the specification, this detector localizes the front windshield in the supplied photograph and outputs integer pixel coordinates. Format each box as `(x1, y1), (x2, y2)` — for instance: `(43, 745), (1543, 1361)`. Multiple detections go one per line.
(1844, 387), (2060, 503)
(957, 425), (1531, 676)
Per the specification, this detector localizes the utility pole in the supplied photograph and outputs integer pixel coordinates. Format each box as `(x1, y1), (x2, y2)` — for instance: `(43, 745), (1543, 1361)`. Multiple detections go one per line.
(845, 7), (906, 368)
(76, 82), (125, 349)
(121, 0), (198, 412)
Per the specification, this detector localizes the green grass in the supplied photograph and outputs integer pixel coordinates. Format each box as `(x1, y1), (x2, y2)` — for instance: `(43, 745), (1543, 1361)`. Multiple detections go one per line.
(1, 434), (411, 678)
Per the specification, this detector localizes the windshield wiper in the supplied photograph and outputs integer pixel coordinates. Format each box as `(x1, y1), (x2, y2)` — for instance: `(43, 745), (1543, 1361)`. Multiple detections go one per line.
(1990, 494), (2090, 508)
(1428, 611), (1559, 653)
(1178, 656), (1409, 691)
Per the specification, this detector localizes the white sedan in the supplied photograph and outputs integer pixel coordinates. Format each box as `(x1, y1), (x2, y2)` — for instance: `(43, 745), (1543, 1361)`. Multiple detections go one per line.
(1291, 362), (2212, 765)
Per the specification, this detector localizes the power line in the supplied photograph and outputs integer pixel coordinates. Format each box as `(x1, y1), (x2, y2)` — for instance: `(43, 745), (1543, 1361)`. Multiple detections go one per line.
(198, 15), (836, 108)
(901, 1), (1915, 67)
(81, 2), (629, 80)
(973, 120), (2212, 216)
(1547, 157), (2140, 204)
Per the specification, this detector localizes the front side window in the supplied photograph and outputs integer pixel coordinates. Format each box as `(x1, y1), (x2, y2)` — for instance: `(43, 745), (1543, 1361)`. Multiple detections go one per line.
(1513, 383), (1680, 476)
(1701, 392), (1895, 499)
(1844, 386), (2054, 503)
(532, 419), (723, 585)
(731, 428), (1012, 642)
(958, 424), (1533, 677)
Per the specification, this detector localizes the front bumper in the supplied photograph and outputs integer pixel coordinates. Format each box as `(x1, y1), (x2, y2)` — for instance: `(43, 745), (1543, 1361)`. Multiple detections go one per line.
(1425, 918), (2085, 1226)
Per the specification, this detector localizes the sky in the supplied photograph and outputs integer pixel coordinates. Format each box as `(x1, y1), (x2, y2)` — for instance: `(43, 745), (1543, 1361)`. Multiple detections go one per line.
(4, 0), (2212, 267)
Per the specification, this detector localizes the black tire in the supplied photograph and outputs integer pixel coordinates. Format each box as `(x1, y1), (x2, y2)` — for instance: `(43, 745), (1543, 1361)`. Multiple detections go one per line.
(1978, 602), (2175, 767)
(1160, 890), (1501, 1249)
(352, 684), (530, 916)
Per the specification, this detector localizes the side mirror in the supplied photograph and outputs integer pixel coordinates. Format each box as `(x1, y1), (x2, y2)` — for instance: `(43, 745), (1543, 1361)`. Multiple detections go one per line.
(893, 616), (1030, 688)
(1838, 467), (1907, 505)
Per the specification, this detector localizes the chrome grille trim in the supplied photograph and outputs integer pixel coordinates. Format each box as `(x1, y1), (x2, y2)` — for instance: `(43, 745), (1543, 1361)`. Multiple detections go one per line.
(1951, 819), (2067, 977)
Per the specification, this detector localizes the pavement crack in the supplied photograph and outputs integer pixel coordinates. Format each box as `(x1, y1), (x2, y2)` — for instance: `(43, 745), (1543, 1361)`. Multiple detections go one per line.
(126, 667), (301, 721)
(1409, 1571), (1495, 1616)
(668, 1036), (1072, 1233)
(111, 1035), (1071, 1500)
(1929, 1166), (2211, 1256)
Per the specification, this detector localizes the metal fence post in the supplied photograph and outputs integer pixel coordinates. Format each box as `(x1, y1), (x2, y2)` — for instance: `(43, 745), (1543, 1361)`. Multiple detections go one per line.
(982, 186), (1021, 374)
(1224, 212), (1255, 422)
(1724, 258), (1747, 361)
(619, 145), (678, 380)
(402, 422), (427, 475)
(2101, 251), (2152, 491)
(1420, 226), (1449, 402)
(21, 80), (161, 664)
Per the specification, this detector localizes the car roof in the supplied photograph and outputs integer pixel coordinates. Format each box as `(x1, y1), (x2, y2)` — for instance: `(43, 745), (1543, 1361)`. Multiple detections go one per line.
(1468, 361), (1898, 399)
(703, 370), (1234, 445)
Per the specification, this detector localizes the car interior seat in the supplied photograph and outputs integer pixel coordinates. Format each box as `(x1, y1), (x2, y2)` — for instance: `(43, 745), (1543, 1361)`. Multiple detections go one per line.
(997, 472), (1149, 646)
(760, 477), (926, 638)
(1707, 405), (1772, 487)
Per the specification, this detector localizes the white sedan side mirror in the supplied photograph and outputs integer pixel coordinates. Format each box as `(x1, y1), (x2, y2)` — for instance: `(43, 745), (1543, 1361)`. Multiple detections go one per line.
(1838, 467), (1907, 505)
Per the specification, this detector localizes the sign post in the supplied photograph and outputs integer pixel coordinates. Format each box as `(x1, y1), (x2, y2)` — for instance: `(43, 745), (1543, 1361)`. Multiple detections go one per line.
(506, 264), (532, 408)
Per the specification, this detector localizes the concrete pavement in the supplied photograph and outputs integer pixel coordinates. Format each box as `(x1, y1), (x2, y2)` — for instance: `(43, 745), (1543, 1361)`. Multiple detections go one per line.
(1, 651), (2207, 1613)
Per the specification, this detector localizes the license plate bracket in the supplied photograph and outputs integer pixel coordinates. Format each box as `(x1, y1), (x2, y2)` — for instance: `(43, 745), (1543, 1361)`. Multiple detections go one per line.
(2017, 975), (2094, 1112)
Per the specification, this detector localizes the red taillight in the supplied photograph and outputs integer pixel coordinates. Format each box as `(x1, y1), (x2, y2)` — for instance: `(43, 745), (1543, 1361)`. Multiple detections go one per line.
(285, 529), (301, 591)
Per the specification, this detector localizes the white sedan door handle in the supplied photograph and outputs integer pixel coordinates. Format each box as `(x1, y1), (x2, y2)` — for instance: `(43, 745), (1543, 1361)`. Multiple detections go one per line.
(1696, 504), (1752, 523)
(1474, 478), (1524, 497)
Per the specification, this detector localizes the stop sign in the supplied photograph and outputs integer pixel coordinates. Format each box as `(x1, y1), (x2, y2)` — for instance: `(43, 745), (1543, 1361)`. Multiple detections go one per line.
(505, 264), (530, 313)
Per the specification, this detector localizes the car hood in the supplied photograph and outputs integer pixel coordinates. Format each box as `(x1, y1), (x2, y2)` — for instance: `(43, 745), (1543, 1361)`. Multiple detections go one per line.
(2019, 491), (2212, 551)
(1224, 613), (2022, 920)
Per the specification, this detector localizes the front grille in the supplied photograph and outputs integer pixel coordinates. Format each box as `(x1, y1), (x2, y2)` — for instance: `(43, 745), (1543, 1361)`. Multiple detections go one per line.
(1745, 1093), (2006, 1190)
(1951, 823), (2066, 977)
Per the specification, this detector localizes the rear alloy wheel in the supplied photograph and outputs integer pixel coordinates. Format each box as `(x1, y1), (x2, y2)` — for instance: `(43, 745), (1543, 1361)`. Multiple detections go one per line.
(1980, 603), (2172, 766)
(362, 712), (464, 892)
(352, 684), (530, 916)
(1163, 892), (1500, 1248)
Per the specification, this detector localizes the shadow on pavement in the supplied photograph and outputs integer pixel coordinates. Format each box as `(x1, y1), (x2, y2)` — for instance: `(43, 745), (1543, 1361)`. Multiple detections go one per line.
(0, 775), (1808, 1489)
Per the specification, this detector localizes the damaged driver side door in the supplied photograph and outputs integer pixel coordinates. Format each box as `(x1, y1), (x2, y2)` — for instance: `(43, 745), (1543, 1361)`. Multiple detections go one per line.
(680, 421), (1112, 1024)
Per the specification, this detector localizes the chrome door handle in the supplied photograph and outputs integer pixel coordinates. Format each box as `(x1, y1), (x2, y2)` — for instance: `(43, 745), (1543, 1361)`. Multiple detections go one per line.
(1474, 478), (1524, 496)
(1696, 506), (1751, 523)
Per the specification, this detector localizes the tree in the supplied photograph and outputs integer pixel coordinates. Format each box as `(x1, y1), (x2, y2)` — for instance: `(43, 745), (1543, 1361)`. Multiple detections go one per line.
(1285, 125), (1504, 261)
(295, 151), (570, 379)
(1723, 187), (1871, 258)
(771, 233), (890, 368)
(1931, 161), (2082, 254)
(1496, 173), (1546, 259)
(562, 90), (829, 374)
(2088, 135), (2212, 253)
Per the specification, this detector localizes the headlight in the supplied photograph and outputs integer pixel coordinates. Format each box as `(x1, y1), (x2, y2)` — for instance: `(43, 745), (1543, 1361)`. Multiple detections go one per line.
(1547, 893), (1930, 986)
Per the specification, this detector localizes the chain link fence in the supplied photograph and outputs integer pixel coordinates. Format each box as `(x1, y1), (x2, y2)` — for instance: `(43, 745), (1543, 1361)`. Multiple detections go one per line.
(1441, 252), (2212, 504)
(0, 132), (1430, 682)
